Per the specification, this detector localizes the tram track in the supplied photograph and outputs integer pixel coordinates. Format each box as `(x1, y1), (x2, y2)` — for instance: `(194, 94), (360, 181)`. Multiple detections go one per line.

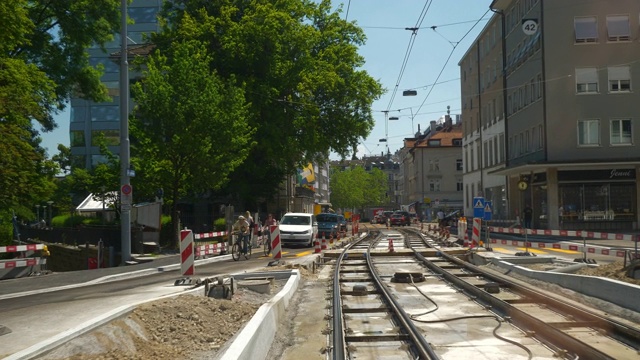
(326, 225), (640, 359)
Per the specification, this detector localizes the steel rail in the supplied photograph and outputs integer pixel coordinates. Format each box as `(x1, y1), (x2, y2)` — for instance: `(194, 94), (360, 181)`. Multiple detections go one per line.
(331, 231), (368, 359)
(410, 240), (640, 359)
(363, 240), (440, 359)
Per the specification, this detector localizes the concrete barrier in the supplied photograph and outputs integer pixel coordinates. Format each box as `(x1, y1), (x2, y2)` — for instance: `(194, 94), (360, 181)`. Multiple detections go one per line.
(491, 259), (640, 313)
(214, 270), (300, 360)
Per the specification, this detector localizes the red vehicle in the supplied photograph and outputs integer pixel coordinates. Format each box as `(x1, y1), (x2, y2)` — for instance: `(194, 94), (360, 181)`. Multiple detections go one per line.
(390, 214), (406, 226)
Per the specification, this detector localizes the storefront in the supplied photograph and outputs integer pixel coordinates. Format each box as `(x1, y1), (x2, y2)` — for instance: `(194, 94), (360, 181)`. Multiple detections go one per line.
(556, 169), (636, 230)
(495, 163), (639, 231)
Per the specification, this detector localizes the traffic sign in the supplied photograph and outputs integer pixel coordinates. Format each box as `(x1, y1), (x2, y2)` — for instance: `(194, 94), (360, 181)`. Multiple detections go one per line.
(473, 197), (485, 218)
(483, 201), (493, 221)
(121, 184), (132, 195)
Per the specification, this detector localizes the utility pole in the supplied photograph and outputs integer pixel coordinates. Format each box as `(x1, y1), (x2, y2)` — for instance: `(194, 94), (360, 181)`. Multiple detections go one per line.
(120, 0), (131, 264)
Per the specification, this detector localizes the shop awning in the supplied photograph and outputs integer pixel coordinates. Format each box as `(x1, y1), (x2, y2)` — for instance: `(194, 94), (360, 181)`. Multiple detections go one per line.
(489, 159), (640, 177)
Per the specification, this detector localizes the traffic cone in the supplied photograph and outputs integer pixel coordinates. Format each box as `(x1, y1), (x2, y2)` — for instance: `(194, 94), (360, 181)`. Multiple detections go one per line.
(321, 232), (327, 250)
(314, 239), (321, 253)
(388, 238), (394, 252)
(329, 233), (334, 249)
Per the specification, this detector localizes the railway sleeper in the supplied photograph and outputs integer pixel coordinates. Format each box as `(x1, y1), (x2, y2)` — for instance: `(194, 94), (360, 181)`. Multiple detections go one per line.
(345, 334), (411, 342)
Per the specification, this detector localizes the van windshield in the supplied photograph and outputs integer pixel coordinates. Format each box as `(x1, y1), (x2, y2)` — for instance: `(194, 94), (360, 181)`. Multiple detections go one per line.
(280, 216), (310, 225)
(316, 214), (337, 222)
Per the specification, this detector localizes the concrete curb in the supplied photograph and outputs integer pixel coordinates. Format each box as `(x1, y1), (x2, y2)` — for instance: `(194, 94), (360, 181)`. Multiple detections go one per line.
(215, 269), (301, 360)
(491, 259), (640, 312)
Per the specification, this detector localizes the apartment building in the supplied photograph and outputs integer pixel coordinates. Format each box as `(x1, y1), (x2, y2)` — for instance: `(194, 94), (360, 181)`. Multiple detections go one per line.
(69, 0), (162, 169)
(459, 12), (508, 220)
(400, 116), (464, 221)
(487, 0), (640, 230)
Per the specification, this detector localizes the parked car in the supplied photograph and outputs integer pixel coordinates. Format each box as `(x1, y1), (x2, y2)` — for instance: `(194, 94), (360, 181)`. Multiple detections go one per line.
(316, 213), (340, 238)
(278, 213), (317, 247)
(378, 211), (394, 224)
(393, 211), (412, 226)
(390, 213), (406, 226)
(337, 215), (348, 232)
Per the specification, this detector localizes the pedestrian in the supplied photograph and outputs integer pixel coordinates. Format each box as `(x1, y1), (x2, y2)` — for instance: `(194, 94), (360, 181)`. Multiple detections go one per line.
(437, 210), (445, 228)
(232, 215), (250, 255)
(263, 213), (277, 252)
(558, 205), (564, 228)
(523, 204), (533, 229)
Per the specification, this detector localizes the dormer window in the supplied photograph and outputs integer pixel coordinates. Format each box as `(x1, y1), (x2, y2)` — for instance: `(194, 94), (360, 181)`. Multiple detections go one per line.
(428, 139), (441, 147)
(452, 139), (463, 146)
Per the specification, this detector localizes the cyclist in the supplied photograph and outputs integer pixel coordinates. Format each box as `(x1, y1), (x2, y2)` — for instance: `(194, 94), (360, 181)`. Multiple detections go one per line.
(232, 215), (251, 255)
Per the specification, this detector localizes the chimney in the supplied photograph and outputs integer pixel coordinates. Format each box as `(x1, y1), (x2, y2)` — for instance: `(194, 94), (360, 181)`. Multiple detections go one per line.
(430, 120), (437, 133)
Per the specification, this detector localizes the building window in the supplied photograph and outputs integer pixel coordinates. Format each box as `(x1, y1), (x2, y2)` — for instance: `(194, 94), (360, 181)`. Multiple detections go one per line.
(610, 119), (632, 145)
(578, 119), (600, 146)
(608, 66), (631, 92)
(91, 106), (120, 122)
(457, 181), (463, 192)
(91, 130), (120, 146)
(429, 179), (441, 192)
(575, 68), (598, 93)
(574, 16), (598, 43)
(537, 74), (543, 98)
(70, 130), (85, 147)
(606, 15), (630, 41)
(456, 159), (463, 171)
(538, 124), (543, 149)
(428, 139), (441, 147)
(499, 134), (505, 162)
(128, 7), (159, 23)
(452, 139), (462, 146)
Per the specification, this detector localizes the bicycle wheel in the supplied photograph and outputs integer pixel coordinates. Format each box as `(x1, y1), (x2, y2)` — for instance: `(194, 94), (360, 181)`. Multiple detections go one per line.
(263, 237), (270, 256)
(232, 242), (241, 261)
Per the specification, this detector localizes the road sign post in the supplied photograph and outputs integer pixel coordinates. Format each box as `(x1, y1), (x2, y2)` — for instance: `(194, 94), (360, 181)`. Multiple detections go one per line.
(473, 197), (485, 219)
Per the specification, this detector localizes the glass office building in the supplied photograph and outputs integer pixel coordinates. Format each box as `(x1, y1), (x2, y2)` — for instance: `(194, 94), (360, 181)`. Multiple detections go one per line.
(69, 0), (162, 169)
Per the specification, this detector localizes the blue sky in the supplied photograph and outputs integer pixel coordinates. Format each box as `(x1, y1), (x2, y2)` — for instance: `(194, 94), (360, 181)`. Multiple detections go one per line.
(43, 0), (492, 159)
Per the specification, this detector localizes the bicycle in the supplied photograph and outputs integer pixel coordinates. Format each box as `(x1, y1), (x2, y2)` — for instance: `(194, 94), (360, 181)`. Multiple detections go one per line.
(262, 230), (271, 256)
(231, 231), (251, 261)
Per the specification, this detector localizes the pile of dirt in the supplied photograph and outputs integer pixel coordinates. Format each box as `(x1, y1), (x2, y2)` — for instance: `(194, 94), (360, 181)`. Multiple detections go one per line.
(574, 260), (640, 286)
(43, 292), (261, 360)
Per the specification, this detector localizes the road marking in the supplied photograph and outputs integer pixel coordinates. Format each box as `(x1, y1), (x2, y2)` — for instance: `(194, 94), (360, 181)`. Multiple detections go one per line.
(491, 247), (517, 254)
(544, 248), (580, 254)
(295, 250), (313, 257)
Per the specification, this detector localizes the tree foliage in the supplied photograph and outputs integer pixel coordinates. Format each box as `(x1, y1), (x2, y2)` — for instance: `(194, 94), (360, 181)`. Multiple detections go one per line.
(131, 39), (252, 247)
(155, 0), (384, 203)
(330, 166), (388, 210)
(0, 0), (122, 223)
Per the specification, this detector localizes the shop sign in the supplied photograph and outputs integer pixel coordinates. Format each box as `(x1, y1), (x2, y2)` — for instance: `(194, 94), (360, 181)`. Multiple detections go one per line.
(559, 169), (636, 182)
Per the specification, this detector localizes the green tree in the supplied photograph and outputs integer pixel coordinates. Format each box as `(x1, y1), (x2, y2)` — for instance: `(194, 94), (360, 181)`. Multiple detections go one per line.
(155, 0), (384, 203)
(330, 166), (387, 211)
(131, 40), (252, 248)
(0, 0), (122, 226)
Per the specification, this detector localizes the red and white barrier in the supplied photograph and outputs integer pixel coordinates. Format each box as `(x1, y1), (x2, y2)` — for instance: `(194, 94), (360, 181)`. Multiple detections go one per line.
(471, 218), (481, 248)
(487, 226), (640, 242)
(0, 243), (48, 271)
(180, 229), (194, 276)
(270, 225), (281, 261)
(195, 243), (223, 259)
(193, 231), (227, 240)
(0, 244), (45, 253)
(488, 238), (633, 258)
(0, 258), (46, 269)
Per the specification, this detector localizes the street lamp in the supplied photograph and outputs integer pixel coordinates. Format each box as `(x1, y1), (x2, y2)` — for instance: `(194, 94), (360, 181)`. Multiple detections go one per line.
(120, 0), (132, 264)
(35, 205), (40, 222)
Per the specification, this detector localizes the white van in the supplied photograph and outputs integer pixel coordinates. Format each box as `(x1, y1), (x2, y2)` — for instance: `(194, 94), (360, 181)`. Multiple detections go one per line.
(278, 213), (318, 247)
